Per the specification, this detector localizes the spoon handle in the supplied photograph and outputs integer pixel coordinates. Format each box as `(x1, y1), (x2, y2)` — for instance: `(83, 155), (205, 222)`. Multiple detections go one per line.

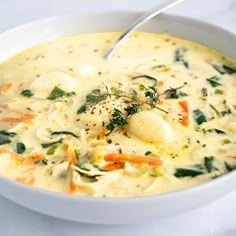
(104, 0), (185, 59)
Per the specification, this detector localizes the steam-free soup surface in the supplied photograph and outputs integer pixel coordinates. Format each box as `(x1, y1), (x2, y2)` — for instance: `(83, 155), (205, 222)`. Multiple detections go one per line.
(0, 32), (235, 197)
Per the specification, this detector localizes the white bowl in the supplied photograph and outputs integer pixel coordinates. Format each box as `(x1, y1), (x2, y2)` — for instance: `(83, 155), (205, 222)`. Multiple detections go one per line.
(0, 12), (235, 224)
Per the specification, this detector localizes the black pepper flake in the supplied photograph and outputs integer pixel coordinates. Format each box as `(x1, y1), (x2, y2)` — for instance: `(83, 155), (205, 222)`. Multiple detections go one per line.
(107, 139), (112, 144)
(197, 140), (200, 143)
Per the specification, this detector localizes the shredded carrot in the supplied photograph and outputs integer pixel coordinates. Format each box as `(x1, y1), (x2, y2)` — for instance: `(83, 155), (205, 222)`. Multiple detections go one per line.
(22, 153), (45, 165)
(16, 176), (35, 185)
(161, 68), (171, 72)
(158, 81), (164, 87)
(1, 83), (12, 94)
(68, 182), (76, 194)
(0, 117), (32, 124)
(99, 129), (106, 140)
(101, 162), (124, 171)
(70, 150), (77, 165)
(226, 156), (236, 159)
(104, 153), (162, 166)
(13, 110), (36, 118)
(178, 100), (189, 126)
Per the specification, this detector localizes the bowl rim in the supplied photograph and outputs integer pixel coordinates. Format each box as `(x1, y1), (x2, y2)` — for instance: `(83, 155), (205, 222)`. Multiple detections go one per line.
(0, 12), (235, 204)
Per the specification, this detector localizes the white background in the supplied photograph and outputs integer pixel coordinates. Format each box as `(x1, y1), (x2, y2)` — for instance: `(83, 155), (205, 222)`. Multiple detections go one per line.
(0, 0), (235, 235)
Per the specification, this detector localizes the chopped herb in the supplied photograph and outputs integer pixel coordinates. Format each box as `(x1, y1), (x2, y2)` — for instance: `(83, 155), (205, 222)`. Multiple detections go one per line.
(20, 89), (34, 98)
(74, 149), (80, 162)
(222, 64), (236, 74)
(77, 89), (106, 114)
(41, 139), (62, 148)
(209, 104), (221, 117)
(75, 163), (90, 171)
(221, 110), (231, 117)
(215, 89), (224, 95)
(15, 142), (26, 154)
(77, 104), (86, 114)
(106, 108), (128, 133)
(207, 129), (225, 134)
(0, 130), (16, 145)
(206, 76), (222, 87)
(204, 156), (217, 173)
(145, 151), (152, 156)
(211, 64), (236, 75)
(201, 88), (208, 97)
(131, 75), (157, 87)
(144, 86), (159, 106)
(225, 162), (236, 172)
(151, 65), (166, 70)
(51, 131), (78, 138)
(165, 89), (187, 99)
(174, 48), (189, 68)
(47, 86), (76, 100)
(174, 168), (205, 178)
(193, 109), (207, 125)
(124, 104), (140, 116)
(46, 144), (59, 155)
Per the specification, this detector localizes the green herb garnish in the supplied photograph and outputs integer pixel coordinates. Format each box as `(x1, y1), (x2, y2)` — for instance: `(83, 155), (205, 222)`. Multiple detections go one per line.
(15, 142), (26, 154)
(124, 104), (140, 116)
(211, 64), (236, 75)
(46, 144), (59, 155)
(174, 168), (205, 178)
(206, 76), (222, 87)
(106, 108), (128, 133)
(20, 89), (34, 98)
(221, 110), (231, 117)
(41, 139), (62, 148)
(51, 131), (78, 138)
(131, 75), (157, 87)
(77, 89), (106, 114)
(0, 130), (16, 145)
(47, 86), (76, 100)
(209, 104), (221, 117)
(201, 88), (208, 97)
(225, 162), (236, 172)
(174, 48), (189, 68)
(207, 129), (225, 134)
(204, 156), (217, 173)
(193, 109), (207, 125)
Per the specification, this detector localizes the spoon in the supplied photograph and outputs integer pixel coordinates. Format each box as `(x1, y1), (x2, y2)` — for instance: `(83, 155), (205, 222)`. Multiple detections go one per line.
(104, 0), (185, 59)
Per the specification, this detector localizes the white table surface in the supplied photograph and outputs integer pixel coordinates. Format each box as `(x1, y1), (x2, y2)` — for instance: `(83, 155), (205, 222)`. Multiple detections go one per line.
(0, 0), (235, 235)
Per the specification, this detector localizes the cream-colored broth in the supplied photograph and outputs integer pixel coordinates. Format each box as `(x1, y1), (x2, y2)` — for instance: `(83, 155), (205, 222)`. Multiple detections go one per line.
(0, 32), (235, 197)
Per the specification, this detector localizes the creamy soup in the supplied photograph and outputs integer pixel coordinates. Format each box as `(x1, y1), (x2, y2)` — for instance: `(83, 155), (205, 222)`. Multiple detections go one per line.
(0, 32), (235, 197)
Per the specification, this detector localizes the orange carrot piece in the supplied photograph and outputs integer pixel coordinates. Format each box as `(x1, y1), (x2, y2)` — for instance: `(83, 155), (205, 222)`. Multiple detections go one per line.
(99, 129), (106, 140)
(178, 101), (189, 126)
(1, 83), (12, 94)
(101, 162), (124, 171)
(68, 182), (76, 194)
(226, 156), (236, 159)
(0, 117), (32, 124)
(70, 151), (77, 165)
(13, 110), (36, 118)
(104, 153), (162, 166)
(161, 68), (171, 72)
(158, 81), (164, 87)
(22, 154), (45, 165)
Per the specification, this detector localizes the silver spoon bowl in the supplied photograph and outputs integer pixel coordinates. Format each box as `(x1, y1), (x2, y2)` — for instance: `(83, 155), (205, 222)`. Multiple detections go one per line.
(104, 0), (185, 60)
